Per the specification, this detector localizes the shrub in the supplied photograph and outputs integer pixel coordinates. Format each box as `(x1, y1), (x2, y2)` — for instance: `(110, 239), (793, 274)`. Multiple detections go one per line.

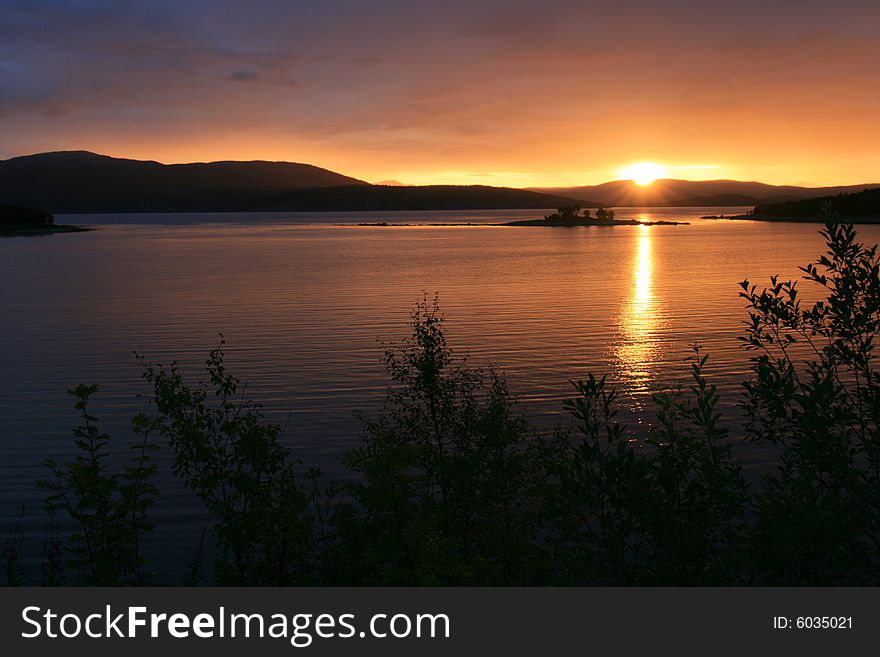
(553, 352), (747, 585)
(343, 295), (559, 584)
(137, 341), (318, 585)
(37, 384), (158, 585)
(740, 212), (880, 583)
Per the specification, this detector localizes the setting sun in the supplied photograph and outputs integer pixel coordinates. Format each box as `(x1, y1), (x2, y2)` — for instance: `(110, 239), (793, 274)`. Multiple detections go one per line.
(619, 162), (668, 186)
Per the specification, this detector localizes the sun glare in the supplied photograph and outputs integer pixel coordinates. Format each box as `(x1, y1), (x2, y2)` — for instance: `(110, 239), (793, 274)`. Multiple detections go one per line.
(619, 162), (667, 186)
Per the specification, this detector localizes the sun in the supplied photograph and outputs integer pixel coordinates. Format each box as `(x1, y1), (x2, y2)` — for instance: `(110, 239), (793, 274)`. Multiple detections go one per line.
(619, 162), (668, 186)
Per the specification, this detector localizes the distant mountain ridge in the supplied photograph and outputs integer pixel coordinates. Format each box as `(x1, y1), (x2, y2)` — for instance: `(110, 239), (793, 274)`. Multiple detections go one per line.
(0, 151), (368, 213)
(4, 151), (878, 213)
(532, 179), (880, 208)
(0, 151), (583, 213)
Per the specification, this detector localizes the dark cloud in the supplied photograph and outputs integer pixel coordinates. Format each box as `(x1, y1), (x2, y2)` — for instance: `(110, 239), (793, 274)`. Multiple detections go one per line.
(225, 69), (261, 82)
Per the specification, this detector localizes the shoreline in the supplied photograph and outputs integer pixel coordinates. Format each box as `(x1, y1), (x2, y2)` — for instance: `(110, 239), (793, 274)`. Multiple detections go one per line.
(702, 214), (880, 223)
(356, 219), (689, 227)
(0, 224), (94, 237)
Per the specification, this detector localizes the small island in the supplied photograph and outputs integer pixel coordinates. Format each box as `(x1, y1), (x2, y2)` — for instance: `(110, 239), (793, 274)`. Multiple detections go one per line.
(0, 204), (91, 236)
(503, 205), (687, 226)
(354, 205), (688, 228)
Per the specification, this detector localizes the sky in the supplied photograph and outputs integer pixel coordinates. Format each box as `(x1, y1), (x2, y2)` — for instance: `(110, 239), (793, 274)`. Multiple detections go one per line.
(1, 0), (879, 187)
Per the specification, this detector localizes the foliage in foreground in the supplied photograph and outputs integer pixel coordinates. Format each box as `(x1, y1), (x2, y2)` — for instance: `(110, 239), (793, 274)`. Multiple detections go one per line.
(340, 296), (559, 585)
(4, 213), (880, 586)
(136, 345), (323, 585)
(35, 384), (158, 585)
(740, 218), (880, 583)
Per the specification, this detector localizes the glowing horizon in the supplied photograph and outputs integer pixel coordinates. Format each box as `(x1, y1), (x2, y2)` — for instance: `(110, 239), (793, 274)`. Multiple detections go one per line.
(618, 162), (669, 186)
(12, 146), (875, 189)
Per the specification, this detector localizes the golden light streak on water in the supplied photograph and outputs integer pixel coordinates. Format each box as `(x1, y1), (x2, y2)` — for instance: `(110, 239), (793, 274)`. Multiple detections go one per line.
(615, 224), (663, 397)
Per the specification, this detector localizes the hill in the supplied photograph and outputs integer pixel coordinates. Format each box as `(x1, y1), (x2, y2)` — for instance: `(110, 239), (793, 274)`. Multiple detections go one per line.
(0, 151), (584, 213)
(532, 179), (880, 207)
(753, 188), (880, 221)
(0, 151), (368, 213)
(7, 151), (875, 214)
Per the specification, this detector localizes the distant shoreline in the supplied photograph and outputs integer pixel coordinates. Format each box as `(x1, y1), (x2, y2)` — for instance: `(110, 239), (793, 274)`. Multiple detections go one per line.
(702, 214), (880, 223)
(0, 224), (94, 237)
(356, 218), (689, 227)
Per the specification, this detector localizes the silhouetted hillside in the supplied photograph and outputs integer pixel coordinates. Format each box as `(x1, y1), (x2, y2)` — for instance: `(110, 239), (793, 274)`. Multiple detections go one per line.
(7, 151), (874, 214)
(0, 151), (368, 212)
(533, 179), (880, 207)
(754, 188), (880, 221)
(0, 151), (585, 213)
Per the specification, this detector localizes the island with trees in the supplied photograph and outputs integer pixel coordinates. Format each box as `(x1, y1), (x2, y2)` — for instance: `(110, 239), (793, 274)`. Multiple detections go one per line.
(503, 205), (687, 226)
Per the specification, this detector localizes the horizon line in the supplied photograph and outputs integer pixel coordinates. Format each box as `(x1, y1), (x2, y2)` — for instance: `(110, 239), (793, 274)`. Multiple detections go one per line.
(4, 149), (880, 191)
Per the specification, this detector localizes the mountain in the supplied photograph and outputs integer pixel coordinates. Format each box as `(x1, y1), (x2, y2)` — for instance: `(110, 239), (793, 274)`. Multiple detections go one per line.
(373, 179), (410, 186)
(532, 179), (880, 207)
(0, 151), (582, 213)
(0, 151), (368, 213)
(7, 151), (874, 214)
(753, 188), (880, 221)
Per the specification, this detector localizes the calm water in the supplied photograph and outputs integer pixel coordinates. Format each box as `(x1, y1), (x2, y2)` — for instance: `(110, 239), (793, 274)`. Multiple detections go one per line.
(4, 206), (876, 575)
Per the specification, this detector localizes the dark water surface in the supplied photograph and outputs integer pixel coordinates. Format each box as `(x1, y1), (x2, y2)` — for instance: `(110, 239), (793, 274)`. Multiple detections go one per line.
(4, 207), (876, 576)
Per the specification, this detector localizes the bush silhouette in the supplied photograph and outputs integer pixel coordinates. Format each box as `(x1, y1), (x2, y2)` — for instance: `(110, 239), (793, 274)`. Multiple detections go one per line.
(36, 384), (158, 585)
(740, 213), (880, 583)
(342, 295), (559, 584)
(136, 342), (320, 585)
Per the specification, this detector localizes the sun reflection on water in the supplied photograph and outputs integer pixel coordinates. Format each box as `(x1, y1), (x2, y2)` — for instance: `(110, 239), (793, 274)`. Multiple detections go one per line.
(614, 225), (664, 400)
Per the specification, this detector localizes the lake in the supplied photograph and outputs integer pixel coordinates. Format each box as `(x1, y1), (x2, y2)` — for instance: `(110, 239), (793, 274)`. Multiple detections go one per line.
(3, 206), (875, 577)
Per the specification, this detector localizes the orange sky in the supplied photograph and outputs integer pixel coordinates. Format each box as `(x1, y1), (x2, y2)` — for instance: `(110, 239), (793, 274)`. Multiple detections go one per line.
(2, 1), (879, 187)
